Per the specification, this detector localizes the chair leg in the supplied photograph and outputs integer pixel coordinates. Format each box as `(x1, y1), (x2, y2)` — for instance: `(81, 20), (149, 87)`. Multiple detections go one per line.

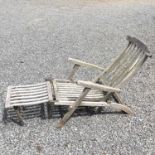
(112, 93), (133, 114)
(109, 102), (132, 114)
(112, 93), (124, 104)
(40, 104), (46, 119)
(56, 88), (90, 128)
(3, 108), (8, 124)
(95, 92), (112, 113)
(47, 102), (53, 119)
(14, 106), (24, 126)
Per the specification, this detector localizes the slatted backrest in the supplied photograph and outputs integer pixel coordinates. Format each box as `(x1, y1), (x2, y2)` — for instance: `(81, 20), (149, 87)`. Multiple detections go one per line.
(98, 36), (151, 88)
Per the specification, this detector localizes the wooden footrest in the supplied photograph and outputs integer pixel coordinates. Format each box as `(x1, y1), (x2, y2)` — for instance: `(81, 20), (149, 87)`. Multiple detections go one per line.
(5, 81), (53, 108)
(3, 81), (53, 125)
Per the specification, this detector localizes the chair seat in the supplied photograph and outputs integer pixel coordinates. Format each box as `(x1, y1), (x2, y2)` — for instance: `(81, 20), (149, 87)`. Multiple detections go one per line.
(5, 81), (53, 108)
(53, 80), (104, 103)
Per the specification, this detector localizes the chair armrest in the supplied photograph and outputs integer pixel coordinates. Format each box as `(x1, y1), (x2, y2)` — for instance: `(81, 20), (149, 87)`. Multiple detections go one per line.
(68, 58), (104, 71)
(77, 80), (121, 93)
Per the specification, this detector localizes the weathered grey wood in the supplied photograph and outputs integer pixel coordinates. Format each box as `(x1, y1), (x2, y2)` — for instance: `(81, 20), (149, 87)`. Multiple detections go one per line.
(11, 91), (47, 97)
(11, 96), (48, 104)
(53, 79), (59, 100)
(57, 93), (103, 98)
(5, 82), (51, 108)
(3, 108), (8, 123)
(54, 79), (72, 83)
(12, 85), (47, 91)
(68, 64), (80, 81)
(11, 82), (47, 88)
(104, 43), (132, 74)
(54, 81), (105, 104)
(108, 46), (138, 80)
(10, 94), (48, 100)
(47, 81), (53, 102)
(4, 36), (150, 126)
(113, 93), (124, 104)
(127, 35), (151, 56)
(102, 45), (138, 86)
(64, 97), (105, 102)
(5, 86), (11, 108)
(68, 58), (104, 71)
(56, 36), (150, 127)
(8, 100), (49, 107)
(110, 48), (143, 86)
(54, 101), (132, 114)
(118, 55), (147, 87)
(109, 102), (132, 114)
(45, 80), (57, 118)
(14, 106), (24, 126)
(45, 78), (57, 100)
(56, 88), (90, 128)
(11, 88), (47, 93)
(77, 80), (121, 93)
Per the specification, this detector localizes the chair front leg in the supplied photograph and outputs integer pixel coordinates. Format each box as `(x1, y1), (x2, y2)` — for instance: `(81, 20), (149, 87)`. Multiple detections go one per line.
(94, 92), (113, 112)
(40, 104), (46, 119)
(68, 64), (80, 81)
(47, 102), (54, 119)
(112, 92), (124, 104)
(14, 106), (24, 126)
(56, 88), (90, 128)
(3, 108), (8, 123)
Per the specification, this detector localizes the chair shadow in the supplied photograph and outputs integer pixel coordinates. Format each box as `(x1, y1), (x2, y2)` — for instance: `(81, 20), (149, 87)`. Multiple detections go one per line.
(4, 104), (126, 125)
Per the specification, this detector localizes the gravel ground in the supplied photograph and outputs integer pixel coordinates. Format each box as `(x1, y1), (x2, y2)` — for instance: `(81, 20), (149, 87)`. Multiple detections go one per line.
(0, 0), (155, 154)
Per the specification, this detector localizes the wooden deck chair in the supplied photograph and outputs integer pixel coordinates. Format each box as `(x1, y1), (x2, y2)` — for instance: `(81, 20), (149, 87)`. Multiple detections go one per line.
(3, 36), (151, 127)
(51, 36), (152, 128)
(3, 82), (53, 125)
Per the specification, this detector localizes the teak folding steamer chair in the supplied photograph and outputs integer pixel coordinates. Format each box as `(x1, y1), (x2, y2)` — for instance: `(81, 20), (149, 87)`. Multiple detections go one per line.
(3, 36), (151, 127)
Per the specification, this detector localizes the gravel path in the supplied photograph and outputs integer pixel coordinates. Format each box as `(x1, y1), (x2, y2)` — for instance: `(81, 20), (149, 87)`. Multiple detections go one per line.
(0, 0), (155, 154)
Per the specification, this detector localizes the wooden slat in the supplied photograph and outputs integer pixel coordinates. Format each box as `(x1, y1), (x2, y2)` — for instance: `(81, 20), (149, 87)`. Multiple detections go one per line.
(118, 55), (147, 87)
(11, 82), (47, 88)
(10, 96), (48, 104)
(68, 58), (104, 71)
(11, 90), (47, 97)
(77, 80), (121, 92)
(47, 81), (53, 101)
(110, 48), (142, 86)
(108, 46), (139, 80)
(54, 81), (105, 103)
(56, 83), (82, 87)
(104, 44), (133, 75)
(53, 79), (58, 100)
(56, 97), (105, 101)
(58, 93), (103, 97)
(54, 101), (132, 114)
(55, 101), (108, 106)
(10, 94), (48, 100)
(105, 45), (137, 82)
(6, 99), (49, 108)
(114, 52), (145, 87)
(57, 89), (102, 93)
(57, 88), (90, 128)
(57, 91), (103, 95)
(12, 85), (47, 91)
(57, 93), (103, 97)
(68, 64), (80, 81)
(5, 81), (52, 108)
(5, 86), (11, 108)
(11, 87), (47, 93)
(57, 96), (103, 99)
(98, 44), (134, 85)
(54, 79), (72, 83)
